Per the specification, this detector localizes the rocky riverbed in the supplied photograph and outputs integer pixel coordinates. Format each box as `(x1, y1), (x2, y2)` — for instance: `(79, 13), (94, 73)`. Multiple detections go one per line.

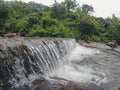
(32, 40), (120, 90)
(0, 38), (120, 90)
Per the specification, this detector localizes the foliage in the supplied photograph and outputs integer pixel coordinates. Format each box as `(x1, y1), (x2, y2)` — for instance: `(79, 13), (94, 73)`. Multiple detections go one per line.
(0, 0), (120, 44)
(81, 4), (94, 15)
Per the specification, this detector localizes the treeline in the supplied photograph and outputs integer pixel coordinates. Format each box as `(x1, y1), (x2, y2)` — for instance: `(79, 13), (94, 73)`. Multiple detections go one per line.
(0, 0), (120, 44)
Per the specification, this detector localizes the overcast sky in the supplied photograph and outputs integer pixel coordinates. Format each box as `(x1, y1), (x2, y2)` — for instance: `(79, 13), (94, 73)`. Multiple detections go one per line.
(6, 0), (120, 18)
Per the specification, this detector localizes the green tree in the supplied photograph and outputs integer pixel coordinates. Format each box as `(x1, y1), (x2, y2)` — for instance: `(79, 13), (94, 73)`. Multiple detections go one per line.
(78, 17), (102, 40)
(81, 4), (94, 15)
(51, 2), (67, 19)
(0, 0), (9, 35)
(64, 0), (78, 12)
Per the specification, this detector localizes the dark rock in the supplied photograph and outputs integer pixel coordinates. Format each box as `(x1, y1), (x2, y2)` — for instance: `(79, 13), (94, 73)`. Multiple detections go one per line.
(31, 79), (50, 90)
(107, 40), (118, 48)
(0, 37), (3, 39)
(58, 81), (83, 90)
(118, 87), (120, 90)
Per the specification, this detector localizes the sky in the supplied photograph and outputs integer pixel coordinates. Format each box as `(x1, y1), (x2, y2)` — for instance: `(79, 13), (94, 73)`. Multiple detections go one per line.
(6, 0), (120, 18)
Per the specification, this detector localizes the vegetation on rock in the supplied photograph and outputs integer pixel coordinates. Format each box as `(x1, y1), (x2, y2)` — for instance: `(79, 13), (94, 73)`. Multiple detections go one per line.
(0, 0), (120, 44)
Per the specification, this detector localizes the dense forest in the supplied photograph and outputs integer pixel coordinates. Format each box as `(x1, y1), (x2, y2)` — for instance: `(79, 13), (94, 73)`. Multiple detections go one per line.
(0, 0), (120, 44)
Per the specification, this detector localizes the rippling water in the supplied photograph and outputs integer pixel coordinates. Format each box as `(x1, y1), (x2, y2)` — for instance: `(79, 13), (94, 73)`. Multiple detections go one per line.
(49, 43), (120, 90)
(0, 38), (120, 90)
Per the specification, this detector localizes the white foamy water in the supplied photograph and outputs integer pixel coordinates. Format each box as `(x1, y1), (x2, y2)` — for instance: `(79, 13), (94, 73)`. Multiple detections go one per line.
(67, 43), (100, 61)
(50, 44), (108, 85)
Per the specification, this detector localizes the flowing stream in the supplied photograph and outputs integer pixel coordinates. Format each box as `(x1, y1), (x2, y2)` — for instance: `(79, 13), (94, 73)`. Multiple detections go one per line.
(0, 38), (120, 90)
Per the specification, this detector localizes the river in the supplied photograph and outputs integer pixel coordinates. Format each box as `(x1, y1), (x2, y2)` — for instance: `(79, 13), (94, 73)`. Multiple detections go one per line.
(0, 38), (120, 90)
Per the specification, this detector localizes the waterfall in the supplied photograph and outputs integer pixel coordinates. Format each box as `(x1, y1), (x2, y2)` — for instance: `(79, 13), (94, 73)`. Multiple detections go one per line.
(1, 38), (120, 90)
(0, 38), (76, 89)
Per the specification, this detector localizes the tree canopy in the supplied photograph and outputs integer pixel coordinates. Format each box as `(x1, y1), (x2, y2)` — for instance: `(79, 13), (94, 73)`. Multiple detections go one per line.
(0, 0), (120, 44)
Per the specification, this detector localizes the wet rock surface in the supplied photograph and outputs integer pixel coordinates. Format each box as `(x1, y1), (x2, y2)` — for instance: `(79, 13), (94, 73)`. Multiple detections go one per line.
(76, 40), (120, 90)
(0, 38), (120, 90)
(31, 40), (120, 90)
(0, 37), (76, 90)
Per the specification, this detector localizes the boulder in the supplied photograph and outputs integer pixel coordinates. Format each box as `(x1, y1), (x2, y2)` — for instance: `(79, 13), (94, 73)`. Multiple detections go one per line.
(4, 32), (21, 38)
(4, 33), (17, 38)
(107, 40), (118, 48)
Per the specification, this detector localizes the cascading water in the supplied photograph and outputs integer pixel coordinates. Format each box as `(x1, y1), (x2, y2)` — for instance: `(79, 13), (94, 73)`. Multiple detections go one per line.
(50, 43), (108, 85)
(0, 38), (120, 90)
(0, 37), (76, 90)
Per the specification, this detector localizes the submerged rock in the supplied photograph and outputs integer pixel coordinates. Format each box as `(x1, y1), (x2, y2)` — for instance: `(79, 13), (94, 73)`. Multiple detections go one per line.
(1, 38), (120, 90)
(57, 81), (83, 90)
(0, 37), (76, 90)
